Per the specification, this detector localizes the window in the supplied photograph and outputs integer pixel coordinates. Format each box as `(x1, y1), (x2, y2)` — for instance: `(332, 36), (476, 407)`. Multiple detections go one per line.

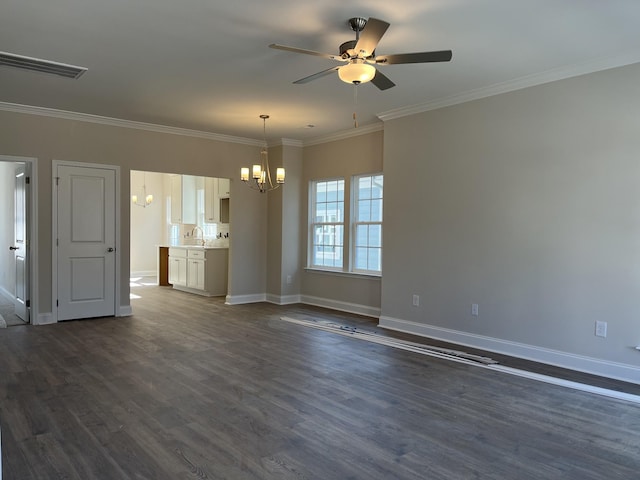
(309, 179), (345, 269)
(353, 174), (383, 273)
(308, 174), (383, 275)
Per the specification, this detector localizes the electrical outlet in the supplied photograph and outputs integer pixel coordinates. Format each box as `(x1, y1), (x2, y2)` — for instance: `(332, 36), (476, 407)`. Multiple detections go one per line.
(471, 304), (479, 317)
(286, 275), (292, 285)
(412, 295), (420, 307)
(595, 321), (607, 338)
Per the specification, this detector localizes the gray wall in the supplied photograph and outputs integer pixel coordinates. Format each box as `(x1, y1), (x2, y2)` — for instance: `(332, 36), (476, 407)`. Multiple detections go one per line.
(0, 110), (267, 316)
(301, 130), (383, 315)
(381, 62), (640, 372)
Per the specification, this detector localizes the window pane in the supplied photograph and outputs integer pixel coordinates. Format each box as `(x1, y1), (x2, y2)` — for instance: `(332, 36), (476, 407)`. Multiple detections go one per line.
(355, 247), (368, 270)
(352, 174), (383, 273)
(358, 176), (372, 199)
(371, 198), (383, 221)
(369, 224), (381, 247)
(357, 199), (369, 222)
(368, 248), (381, 271)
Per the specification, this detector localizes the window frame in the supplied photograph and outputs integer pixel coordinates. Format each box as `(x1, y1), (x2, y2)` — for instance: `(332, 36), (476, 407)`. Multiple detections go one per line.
(308, 177), (346, 271)
(351, 173), (383, 275)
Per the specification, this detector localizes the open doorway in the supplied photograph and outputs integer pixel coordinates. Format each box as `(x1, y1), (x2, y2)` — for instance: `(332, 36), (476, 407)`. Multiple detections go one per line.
(0, 156), (35, 327)
(130, 170), (230, 301)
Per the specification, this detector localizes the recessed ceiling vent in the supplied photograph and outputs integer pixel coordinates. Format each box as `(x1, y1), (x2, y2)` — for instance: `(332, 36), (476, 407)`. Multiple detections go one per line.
(0, 51), (87, 79)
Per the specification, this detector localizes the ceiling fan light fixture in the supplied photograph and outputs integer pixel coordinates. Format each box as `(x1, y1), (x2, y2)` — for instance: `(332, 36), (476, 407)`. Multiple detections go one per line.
(338, 61), (376, 85)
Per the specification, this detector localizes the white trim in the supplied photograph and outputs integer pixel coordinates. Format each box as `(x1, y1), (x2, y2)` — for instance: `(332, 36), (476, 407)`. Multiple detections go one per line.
(225, 293), (267, 305)
(36, 312), (55, 325)
(378, 54), (640, 122)
(118, 305), (133, 317)
(266, 293), (302, 305)
(273, 138), (304, 148)
(130, 270), (156, 278)
(0, 101), (263, 147)
(301, 295), (380, 318)
(304, 122), (384, 146)
(378, 316), (640, 385)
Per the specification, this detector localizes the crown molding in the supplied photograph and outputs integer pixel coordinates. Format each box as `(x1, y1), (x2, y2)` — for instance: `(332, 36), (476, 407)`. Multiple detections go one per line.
(303, 122), (384, 147)
(0, 101), (264, 147)
(378, 53), (640, 122)
(272, 138), (304, 148)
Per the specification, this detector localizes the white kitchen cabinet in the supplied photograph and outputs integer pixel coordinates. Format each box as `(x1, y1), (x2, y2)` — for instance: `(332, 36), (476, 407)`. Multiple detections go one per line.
(204, 177), (218, 223)
(186, 249), (206, 290)
(168, 247), (187, 286)
(168, 247), (228, 296)
(170, 174), (197, 224)
(218, 178), (230, 197)
(204, 177), (230, 224)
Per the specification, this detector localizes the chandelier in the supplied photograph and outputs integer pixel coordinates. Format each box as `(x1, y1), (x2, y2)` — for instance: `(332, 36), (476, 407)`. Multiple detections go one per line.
(240, 115), (285, 193)
(131, 171), (153, 207)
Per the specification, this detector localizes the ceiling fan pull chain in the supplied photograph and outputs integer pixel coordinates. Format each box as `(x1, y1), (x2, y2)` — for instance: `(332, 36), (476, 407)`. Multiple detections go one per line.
(353, 83), (359, 128)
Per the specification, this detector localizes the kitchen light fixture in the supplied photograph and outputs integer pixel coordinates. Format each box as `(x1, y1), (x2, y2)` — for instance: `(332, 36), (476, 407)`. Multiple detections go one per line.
(132, 171), (153, 207)
(241, 115), (285, 193)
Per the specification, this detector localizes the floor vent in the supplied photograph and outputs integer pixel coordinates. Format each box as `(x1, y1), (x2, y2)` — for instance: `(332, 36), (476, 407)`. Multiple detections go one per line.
(0, 51), (87, 79)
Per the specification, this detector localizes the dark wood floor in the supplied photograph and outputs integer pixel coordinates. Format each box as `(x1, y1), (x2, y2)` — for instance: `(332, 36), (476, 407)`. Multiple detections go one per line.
(1, 282), (640, 479)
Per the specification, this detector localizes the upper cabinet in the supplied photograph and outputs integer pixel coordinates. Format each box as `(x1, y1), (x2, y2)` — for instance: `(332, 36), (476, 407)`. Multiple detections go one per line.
(170, 174), (197, 224)
(204, 177), (230, 224)
(218, 178), (230, 198)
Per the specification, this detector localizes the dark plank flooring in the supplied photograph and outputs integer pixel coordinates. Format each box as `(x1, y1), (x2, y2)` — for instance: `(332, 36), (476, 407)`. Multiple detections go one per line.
(1, 281), (640, 479)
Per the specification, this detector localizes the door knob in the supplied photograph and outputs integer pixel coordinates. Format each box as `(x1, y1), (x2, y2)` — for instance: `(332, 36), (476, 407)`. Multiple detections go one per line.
(9, 246), (18, 250)
(107, 247), (115, 252)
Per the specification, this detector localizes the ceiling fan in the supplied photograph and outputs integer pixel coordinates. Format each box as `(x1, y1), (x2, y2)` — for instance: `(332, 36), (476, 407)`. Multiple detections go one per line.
(269, 17), (452, 90)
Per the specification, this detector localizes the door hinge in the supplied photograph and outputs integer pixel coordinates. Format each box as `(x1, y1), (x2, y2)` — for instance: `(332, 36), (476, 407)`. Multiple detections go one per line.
(26, 300), (30, 307)
(56, 238), (59, 247)
(26, 176), (30, 184)
(55, 177), (60, 186)
(56, 299), (59, 307)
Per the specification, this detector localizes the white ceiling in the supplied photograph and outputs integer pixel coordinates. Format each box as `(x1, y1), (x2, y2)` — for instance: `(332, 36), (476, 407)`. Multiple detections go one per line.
(2, 0), (640, 143)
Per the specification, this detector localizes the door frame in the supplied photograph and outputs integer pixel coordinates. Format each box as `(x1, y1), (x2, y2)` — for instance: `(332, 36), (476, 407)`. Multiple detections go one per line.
(0, 155), (38, 325)
(52, 160), (122, 323)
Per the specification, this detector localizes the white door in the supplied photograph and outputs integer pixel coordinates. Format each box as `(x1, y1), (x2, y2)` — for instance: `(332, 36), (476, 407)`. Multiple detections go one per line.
(56, 164), (116, 320)
(13, 165), (28, 321)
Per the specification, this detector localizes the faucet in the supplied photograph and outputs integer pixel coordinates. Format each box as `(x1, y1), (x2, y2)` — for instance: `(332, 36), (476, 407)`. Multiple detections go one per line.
(191, 226), (205, 246)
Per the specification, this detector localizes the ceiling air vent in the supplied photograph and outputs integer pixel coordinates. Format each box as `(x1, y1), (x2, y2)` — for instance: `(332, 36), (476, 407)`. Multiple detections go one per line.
(0, 51), (87, 79)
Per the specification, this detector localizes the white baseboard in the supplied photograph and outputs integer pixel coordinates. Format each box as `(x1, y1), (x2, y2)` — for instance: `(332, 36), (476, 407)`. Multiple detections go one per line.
(130, 270), (156, 278)
(378, 316), (640, 385)
(36, 312), (55, 325)
(266, 294), (302, 305)
(118, 305), (133, 317)
(301, 295), (381, 318)
(225, 293), (267, 305)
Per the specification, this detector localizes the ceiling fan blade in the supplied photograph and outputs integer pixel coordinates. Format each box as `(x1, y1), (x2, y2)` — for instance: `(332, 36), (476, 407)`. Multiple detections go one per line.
(354, 18), (390, 57)
(371, 69), (395, 90)
(375, 50), (453, 65)
(269, 44), (342, 61)
(293, 66), (340, 84)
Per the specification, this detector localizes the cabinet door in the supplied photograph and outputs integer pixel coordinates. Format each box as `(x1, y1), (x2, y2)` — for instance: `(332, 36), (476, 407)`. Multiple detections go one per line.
(170, 175), (197, 225)
(187, 259), (205, 290)
(218, 178), (230, 197)
(170, 175), (182, 224)
(169, 257), (187, 286)
(204, 177), (218, 223)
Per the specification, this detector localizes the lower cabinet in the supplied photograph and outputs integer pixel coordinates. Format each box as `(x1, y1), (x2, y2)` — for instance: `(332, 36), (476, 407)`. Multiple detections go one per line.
(168, 247), (228, 296)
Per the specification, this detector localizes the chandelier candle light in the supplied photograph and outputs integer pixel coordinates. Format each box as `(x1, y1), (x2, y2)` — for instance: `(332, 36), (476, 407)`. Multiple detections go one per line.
(241, 115), (285, 193)
(132, 171), (153, 207)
